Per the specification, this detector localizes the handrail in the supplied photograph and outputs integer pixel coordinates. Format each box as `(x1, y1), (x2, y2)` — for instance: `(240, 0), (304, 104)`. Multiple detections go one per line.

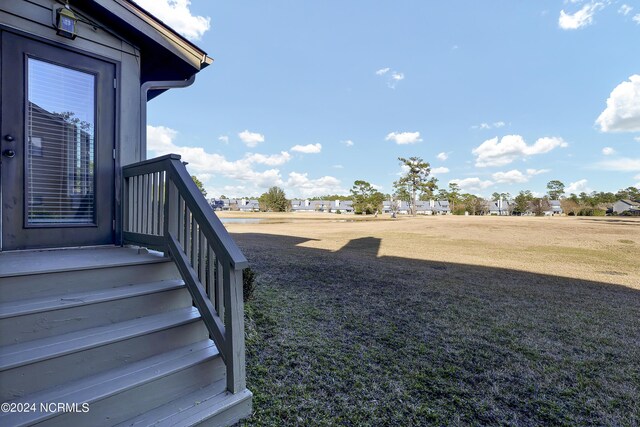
(122, 154), (247, 393)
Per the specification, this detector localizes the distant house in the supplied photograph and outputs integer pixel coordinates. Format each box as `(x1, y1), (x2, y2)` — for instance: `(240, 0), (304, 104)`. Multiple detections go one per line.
(382, 200), (449, 215)
(236, 198), (260, 212)
(291, 199), (315, 212)
(210, 198), (233, 211)
(613, 199), (640, 215)
(488, 199), (511, 215)
(433, 200), (450, 215)
(291, 199), (354, 213)
(546, 200), (563, 216)
(521, 199), (561, 216)
(336, 200), (354, 213)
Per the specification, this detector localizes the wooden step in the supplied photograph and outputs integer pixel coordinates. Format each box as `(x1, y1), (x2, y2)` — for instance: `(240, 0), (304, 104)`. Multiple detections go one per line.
(0, 308), (208, 401)
(0, 247), (180, 302)
(0, 246), (165, 278)
(118, 383), (252, 427)
(0, 280), (190, 346)
(0, 340), (224, 427)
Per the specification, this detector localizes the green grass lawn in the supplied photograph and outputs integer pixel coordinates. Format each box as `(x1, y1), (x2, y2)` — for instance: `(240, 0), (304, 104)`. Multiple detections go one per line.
(235, 233), (640, 426)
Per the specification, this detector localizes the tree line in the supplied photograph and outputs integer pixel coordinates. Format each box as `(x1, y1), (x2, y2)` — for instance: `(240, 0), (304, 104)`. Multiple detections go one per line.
(198, 158), (640, 215)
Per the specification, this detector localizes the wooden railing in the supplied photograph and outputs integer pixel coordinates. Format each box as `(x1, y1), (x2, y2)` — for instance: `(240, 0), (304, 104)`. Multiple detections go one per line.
(122, 154), (248, 393)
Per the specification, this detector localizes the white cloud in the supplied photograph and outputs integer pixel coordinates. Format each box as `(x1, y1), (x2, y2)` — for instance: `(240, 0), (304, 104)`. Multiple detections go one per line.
(492, 169), (529, 184)
(386, 131), (422, 145)
(566, 179), (591, 194)
(244, 151), (291, 166)
(449, 177), (494, 192)
(619, 4), (633, 15)
(596, 158), (640, 171)
(472, 121), (506, 130)
(218, 135), (229, 144)
(396, 164), (411, 177)
(133, 0), (211, 40)
(333, 164), (344, 169)
(559, 2), (604, 30)
(431, 167), (450, 175)
(291, 143), (322, 154)
(634, 14), (640, 24)
(472, 135), (568, 167)
(437, 152), (449, 161)
(376, 68), (405, 88)
(602, 147), (615, 155)
(596, 75), (640, 132)
(238, 130), (265, 147)
(147, 125), (178, 152)
(285, 172), (345, 198)
(635, 136), (640, 142)
(342, 140), (354, 147)
(526, 168), (550, 176)
(147, 125), (286, 195)
(391, 72), (404, 82)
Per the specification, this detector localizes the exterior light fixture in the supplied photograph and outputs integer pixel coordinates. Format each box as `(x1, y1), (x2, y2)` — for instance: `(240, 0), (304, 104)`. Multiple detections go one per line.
(56, 6), (78, 40)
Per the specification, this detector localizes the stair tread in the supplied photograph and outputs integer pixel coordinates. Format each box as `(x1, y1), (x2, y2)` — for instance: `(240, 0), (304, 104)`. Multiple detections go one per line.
(0, 279), (185, 319)
(0, 246), (170, 278)
(118, 383), (252, 427)
(0, 340), (219, 426)
(0, 307), (200, 371)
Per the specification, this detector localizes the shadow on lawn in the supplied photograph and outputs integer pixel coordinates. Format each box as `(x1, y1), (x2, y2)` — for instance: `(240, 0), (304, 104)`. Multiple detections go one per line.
(575, 217), (640, 226)
(234, 232), (640, 427)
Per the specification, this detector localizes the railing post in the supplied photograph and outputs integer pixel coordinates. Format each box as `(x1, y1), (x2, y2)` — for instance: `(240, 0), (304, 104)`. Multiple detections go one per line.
(224, 264), (246, 393)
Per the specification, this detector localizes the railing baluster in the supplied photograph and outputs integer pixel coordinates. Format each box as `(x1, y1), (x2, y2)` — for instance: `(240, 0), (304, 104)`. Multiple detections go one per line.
(137, 174), (143, 233)
(150, 172), (157, 235)
(142, 174), (149, 234)
(178, 196), (185, 247)
(165, 179), (179, 238)
(199, 230), (206, 283)
(158, 171), (165, 235)
(184, 205), (191, 257)
(207, 245), (214, 300)
(126, 177), (132, 232)
(216, 259), (224, 322)
(191, 216), (197, 269)
(132, 176), (137, 233)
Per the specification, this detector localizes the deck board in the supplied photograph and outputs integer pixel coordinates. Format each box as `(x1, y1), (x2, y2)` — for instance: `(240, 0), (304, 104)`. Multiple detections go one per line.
(0, 246), (167, 277)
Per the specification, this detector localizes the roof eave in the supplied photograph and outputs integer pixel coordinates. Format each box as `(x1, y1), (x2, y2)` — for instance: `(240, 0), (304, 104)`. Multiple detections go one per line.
(72, 0), (212, 78)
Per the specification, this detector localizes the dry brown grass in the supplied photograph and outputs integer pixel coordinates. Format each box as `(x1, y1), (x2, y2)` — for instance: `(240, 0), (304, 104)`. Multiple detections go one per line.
(222, 213), (640, 289)
(224, 213), (640, 426)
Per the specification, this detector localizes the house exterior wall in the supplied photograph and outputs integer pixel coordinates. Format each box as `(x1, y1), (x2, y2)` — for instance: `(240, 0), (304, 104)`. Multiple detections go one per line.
(1, 0), (143, 165)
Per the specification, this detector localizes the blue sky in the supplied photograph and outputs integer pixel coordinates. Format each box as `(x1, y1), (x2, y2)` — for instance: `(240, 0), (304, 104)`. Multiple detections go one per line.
(138, 0), (640, 199)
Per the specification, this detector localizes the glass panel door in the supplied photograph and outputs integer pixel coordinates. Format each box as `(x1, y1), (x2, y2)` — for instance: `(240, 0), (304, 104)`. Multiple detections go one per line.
(1, 31), (115, 250)
(27, 59), (96, 225)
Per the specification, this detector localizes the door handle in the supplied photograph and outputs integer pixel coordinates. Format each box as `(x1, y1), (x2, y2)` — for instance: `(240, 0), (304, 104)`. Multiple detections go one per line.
(3, 149), (16, 158)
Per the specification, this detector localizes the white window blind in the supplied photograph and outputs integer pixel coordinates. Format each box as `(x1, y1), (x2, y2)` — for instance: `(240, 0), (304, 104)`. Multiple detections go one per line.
(26, 58), (96, 225)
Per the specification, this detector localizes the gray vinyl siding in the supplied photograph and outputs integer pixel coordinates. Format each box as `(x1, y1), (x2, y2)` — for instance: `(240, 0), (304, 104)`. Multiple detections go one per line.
(1, 0), (143, 164)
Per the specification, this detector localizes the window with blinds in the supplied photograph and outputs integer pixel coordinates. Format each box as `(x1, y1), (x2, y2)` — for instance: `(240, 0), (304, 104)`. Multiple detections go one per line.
(26, 58), (96, 225)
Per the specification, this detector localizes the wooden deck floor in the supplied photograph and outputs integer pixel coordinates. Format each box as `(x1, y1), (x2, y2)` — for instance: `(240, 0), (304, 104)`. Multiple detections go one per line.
(0, 246), (167, 277)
